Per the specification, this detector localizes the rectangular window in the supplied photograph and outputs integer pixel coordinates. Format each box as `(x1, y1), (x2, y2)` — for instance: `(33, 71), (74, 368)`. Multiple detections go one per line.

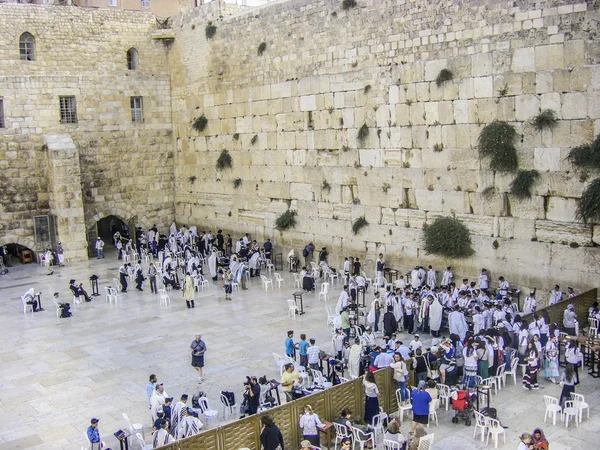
(59, 96), (78, 124)
(108, 0), (118, 6)
(0, 99), (5, 128)
(130, 96), (144, 122)
(141, 0), (151, 9)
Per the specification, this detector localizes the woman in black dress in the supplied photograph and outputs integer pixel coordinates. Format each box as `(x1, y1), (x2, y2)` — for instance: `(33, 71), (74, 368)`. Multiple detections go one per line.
(260, 415), (284, 450)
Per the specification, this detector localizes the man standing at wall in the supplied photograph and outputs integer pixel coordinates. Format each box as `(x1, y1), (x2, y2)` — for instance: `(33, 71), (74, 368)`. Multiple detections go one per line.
(95, 237), (105, 259)
(376, 253), (385, 288)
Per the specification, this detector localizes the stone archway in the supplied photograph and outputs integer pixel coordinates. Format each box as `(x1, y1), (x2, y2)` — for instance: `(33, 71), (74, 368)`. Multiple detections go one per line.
(0, 235), (37, 265)
(84, 206), (137, 257)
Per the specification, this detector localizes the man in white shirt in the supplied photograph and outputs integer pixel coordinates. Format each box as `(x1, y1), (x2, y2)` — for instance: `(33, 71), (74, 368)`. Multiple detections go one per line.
(150, 383), (169, 421)
(523, 291), (537, 314)
(497, 276), (509, 300)
(307, 339), (320, 370)
(410, 266), (422, 290)
(343, 257), (351, 283)
(549, 285), (563, 305)
(95, 237), (105, 259)
(441, 266), (453, 286)
(336, 285), (350, 314)
(373, 346), (394, 368)
(426, 265), (436, 288)
(409, 334), (423, 353)
(478, 268), (489, 292)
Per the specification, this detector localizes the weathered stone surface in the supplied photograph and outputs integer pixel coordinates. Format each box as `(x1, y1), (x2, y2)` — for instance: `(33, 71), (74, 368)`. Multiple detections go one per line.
(535, 220), (593, 246)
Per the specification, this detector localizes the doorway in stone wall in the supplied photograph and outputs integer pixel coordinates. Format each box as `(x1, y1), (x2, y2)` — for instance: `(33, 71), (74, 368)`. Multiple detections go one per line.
(87, 215), (129, 257)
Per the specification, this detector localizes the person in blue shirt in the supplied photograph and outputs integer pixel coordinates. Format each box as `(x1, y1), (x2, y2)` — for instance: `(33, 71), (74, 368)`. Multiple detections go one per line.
(146, 374), (157, 408)
(264, 239), (273, 261)
(285, 330), (296, 359)
(87, 418), (102, 448)
(410, 380), (432, 432)
(298, 334), (310, 368)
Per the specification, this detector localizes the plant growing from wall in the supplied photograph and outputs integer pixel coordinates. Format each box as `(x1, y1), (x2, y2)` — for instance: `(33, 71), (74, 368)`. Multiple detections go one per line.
(250, 134), (258, 145)
(342, 0), (357, 10)
(192, 114), (208, 132)
(497, 84), (509, 97)
(275, 209), (297, 230)
(422, 216), (475, 259)
(567, 134), (600, 169)
(233, 178), (242, 189)
(357, 123), (369, 144)
(233, 133), (240, 141)
(576, 178), (600, 223)
(531, 109), (558, 131)
(205, 21), (217, 39)
(478, 120), (518, 172)
(322, 179), (331, 193)
(509, 170), (540, 199)
(352, 216), (369, 235)
(188, 176), (197, 184)
(257, 42), (267, 56)
(382, 182), (391, 193)
(436, 69), (453, 87)
(216, 149), (233, 170)
(433, 143), (444, 152)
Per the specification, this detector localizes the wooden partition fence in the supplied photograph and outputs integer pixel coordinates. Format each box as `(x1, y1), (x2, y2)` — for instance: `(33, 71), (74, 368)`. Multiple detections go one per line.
(160, 368), (398, 450)
(520, 288), (597, 329)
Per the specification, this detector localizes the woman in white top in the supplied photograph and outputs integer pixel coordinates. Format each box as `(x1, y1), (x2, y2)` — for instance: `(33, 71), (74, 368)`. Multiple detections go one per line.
(565, 339), (583, 385)
(363, 372), (380, 424)
(518, 321), (530, 359)
(544, 335), (560, 383)
(299, 404), (324, 446)
(463, 338), (479, 388)
(390, 353), (409, 404)
(522, 341), (540, 390)
(517, 433), (532, 450)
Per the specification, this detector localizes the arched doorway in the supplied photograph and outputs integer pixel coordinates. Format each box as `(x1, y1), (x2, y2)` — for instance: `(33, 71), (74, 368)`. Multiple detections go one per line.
(1, 242), (36, 266)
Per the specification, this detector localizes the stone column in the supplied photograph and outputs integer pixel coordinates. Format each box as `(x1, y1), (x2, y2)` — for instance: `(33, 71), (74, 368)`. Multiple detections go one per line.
(44, 134), (88, 261)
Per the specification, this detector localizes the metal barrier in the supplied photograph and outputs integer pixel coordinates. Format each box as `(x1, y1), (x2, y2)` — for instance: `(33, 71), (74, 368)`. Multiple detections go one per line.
(520, 288), (597, 329)
(157, 369), (391, 450)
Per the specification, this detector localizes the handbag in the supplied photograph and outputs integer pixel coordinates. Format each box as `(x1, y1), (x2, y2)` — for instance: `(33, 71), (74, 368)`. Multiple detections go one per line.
(424, 356), (432, 379)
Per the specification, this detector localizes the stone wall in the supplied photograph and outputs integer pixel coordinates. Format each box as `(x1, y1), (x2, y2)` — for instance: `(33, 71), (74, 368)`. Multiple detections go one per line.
(169, 0), (600, 296)
(0, 4), (175, 259)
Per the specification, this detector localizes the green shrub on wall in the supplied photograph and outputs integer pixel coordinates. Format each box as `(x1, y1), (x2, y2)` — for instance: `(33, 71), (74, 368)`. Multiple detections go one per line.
(205, 21), (217, 39)
(192, 114), (208, 132)
(576, 178), (600, 224)
(510, 170), (540, 199)
(352, 216), (369, 235)
(477, 120), (518, 172)
(275, 210), (297, 230)
(216, 150), (233, 170)
(567, 134), (600, 169)
(531, 109), (558, 131)
(422, 216), (475, 259)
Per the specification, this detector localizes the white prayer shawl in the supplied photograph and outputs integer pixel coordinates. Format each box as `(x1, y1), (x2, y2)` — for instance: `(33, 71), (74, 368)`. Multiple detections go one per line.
(438, 292), (450, 307)
(348, 344), (362, 378)
(429, 299), (444, 331)
(170, 401), (186, 437)
(479, 273), (489, 290)
(162, 256), (172, 273)
(366, 298), (380, 324)
(427, 270), (436, 287)
(229, 260), (244, 283)
(523, 296), (536, 315)
(150, 390), (169, 421)
(441, 270), (453, 286)
(473, 313), (485, 334)
(153, 429), (175, 449)
(187, 258), (195, 275)
(448, 311), (469, 340)
(184, 275), (195, 301)
(235, 241), (242, 253)
(394, 278), (405, 289)
(336, 291), (349, 315)
(208, 252), (217, 278)
(249, 252), (260, 270)
(179, 416), (203, 438)
(419, 298), (430, 322)
(549, 290), (562, 305)
(392, 296), (403, 322)
(333, 315), (342, 329)
(170, 222), (177, 235)
(410, 270), (421, 289)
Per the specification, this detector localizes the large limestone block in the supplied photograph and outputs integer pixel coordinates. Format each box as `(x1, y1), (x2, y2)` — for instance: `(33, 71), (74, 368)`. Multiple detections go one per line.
(409, 102), (426, 126)
(546, 197), (579, 222)
(594, 226), (600, 245)
(535, 220), (592, 246)
(562, 93), (587, 120)
(535, 44), (564, 71)
(472, 53), (493, 77)
(395, 209), (426, 229)
(425, 59), (448, 82)
(511, 47), (535, 73)
(534, 147), (561, 172)
(381, 207), (396, 226)
(515, 94), (540, 121)
(442, 191), (469, 214)
(455, 214), (494, 236)
(509, 195), (546, 220)
(414, 188), (443, 212)
(359, 149), (383, 168)
(473, 76), (493, 98)
(290, 183), (313, 201)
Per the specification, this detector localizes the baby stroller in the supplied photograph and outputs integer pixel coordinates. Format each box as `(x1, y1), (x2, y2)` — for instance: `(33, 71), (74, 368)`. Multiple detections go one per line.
(451, 390), (474, 426)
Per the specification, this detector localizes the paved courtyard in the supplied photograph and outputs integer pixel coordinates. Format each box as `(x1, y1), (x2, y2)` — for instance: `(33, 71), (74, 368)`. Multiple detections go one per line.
(0, 251), (598, 450)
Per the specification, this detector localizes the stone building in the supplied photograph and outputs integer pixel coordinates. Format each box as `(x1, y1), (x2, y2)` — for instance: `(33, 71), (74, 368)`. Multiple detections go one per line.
(1, 0), (599, 295)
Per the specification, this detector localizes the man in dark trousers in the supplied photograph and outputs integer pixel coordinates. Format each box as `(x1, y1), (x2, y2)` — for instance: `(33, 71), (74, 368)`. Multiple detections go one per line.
(264, 238), (273, 261)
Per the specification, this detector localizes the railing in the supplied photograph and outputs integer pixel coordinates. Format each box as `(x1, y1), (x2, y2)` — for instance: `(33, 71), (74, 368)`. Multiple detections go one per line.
(520, 288), (598, 329)
(157, 368), (397, 450)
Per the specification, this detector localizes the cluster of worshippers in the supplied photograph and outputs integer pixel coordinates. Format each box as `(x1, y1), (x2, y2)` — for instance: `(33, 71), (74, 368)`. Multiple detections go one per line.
(146, 375), (204, 447)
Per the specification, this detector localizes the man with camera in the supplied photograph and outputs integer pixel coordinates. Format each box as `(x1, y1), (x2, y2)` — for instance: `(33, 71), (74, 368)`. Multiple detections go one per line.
(244, 376), (261, 415)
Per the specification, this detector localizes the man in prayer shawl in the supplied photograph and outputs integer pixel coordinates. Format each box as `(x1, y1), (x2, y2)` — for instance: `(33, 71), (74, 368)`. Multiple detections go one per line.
(56, 242), (65, 267)
(448, 305), (469, 340)
(429, 295), (444, 337)
(410, 266), (422, 290)
(183, 274), (195, 308)
(150, 383), (169, 421)
(229, 255), (244, 283)
(335, 285), (350, 315)
(427, 265), (436, 288)
(248, 250), (261, 277)
(348, 337), (362, 378)
(441, 266), (453, 286)
(170, 394), (188, 438)
(208, 250), (217, 281)
(152, 420), (175, 448)
(179, 408), (203, 438)
(118, 264), (128, 292)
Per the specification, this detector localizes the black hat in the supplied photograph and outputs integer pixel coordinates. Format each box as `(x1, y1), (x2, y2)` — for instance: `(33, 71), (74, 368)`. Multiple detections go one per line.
(91, 418), (99, 424)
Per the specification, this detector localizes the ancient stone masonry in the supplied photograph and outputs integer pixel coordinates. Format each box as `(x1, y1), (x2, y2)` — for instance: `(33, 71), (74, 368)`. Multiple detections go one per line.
(1, 0), (600, 298)
(0, 4), (175, 260)
(168, 0), (600, 296)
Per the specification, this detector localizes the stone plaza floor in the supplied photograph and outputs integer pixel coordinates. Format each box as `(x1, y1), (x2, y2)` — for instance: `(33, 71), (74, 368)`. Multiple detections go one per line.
(0, 251), (598, 450)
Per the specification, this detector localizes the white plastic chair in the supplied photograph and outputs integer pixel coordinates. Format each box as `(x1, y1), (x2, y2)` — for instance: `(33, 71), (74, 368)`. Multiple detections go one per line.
(159, 288), (171, 305)
(563, 400), (579, 428)
(113, 277), (122, 292)
(417, 433), (434, 450)
(274, 273), (285, 288)
(220, 393), (239, 421)
(273, 352), (288, 374)
(383, 440), (402, 450)
(135, 432), (152, 450)
(481, 377), (498, 395)
(437, 384), (452, 411)
(371, 413), (386, 445)
(122, 413), (144, 441)
(108, 287), (120, 304)
(310, 369), (332, 388)
(293, 273), (301, 289)
(495, 363), (506, 390)
(261, 275), (273, 291)
(199, 275), (209, 289)
(328, 269), (338, 285)
(571, 393), (589, 422)
(53, 299), (61, 318)
(287, 299), (299, 317)
(485, 418), (506, 448)
(319, 282), (330, 302)
(104, 286), (113, 303)
(197, 397), (218, 428)
(333, 422), (350, 450)
(21, 295), (34, 315)
(326, 305), (335, 326)
(395, 389), (412, 421)
(122, 251), (130, 263)
(473, 410), (487, 441)
(504, 357), (519, 385)
(427, 398), (439, 427)
(543, 395), (562, 425)
(265, 259), (274, 273)
(351, 426), (374, 449)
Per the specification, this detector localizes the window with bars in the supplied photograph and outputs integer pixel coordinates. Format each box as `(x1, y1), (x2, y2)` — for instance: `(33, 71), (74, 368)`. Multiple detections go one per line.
(141, 0), (151, 9)
(59, 96), (78, 124)
(130, 96), (144, 122)
(127, 48), (139, 70)
(0, 99), (5, 129)
(19, 32), (35, 61)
